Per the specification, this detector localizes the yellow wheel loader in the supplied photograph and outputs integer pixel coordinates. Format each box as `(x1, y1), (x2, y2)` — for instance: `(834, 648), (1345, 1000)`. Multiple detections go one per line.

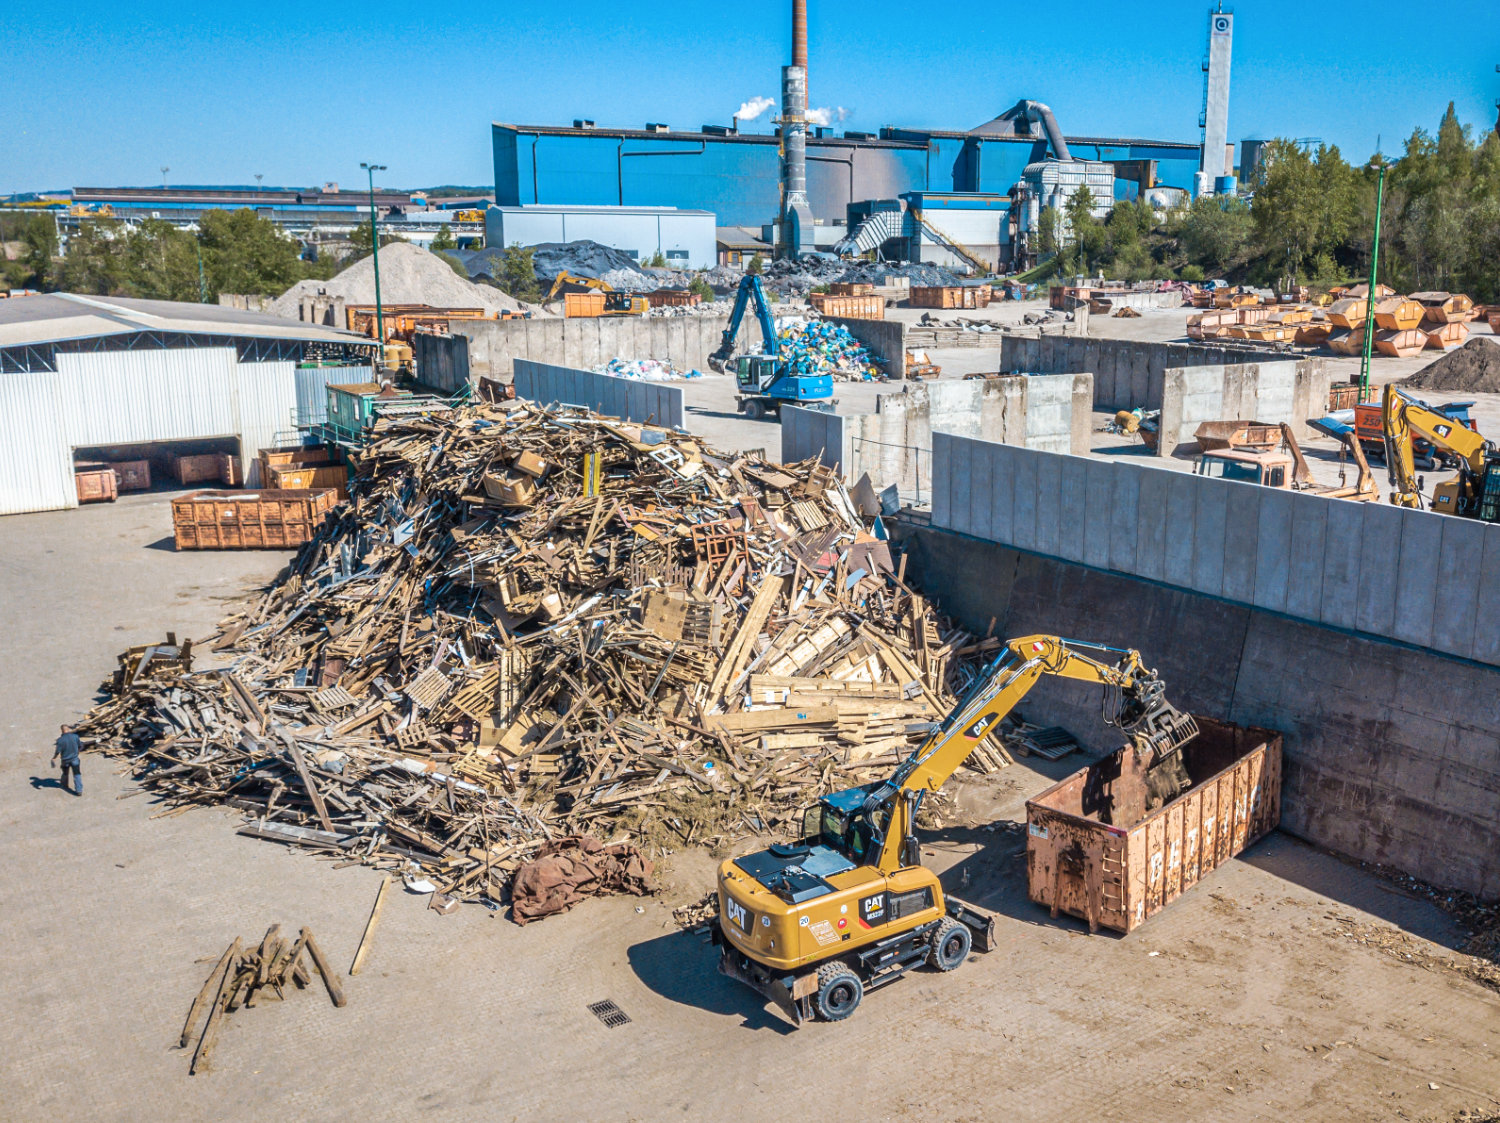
(714, 635), (1199, 1025)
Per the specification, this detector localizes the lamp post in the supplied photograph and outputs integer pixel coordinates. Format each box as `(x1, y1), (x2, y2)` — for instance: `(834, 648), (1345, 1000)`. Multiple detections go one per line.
(1358, 153), (1387, 399)
(360, 162), (388, 361)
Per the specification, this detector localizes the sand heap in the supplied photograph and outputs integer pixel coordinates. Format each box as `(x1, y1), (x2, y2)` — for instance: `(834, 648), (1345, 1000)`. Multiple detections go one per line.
(271, 242), (538, 319)
(1402, 337), (1500, 393)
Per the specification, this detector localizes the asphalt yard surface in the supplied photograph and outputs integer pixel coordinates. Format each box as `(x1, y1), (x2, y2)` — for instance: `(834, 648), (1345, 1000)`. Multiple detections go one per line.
(2, 491), (1497, 1121)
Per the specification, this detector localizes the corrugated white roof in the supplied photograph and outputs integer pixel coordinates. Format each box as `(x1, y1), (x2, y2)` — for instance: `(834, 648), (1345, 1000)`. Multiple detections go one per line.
(0, 293), (370, 349)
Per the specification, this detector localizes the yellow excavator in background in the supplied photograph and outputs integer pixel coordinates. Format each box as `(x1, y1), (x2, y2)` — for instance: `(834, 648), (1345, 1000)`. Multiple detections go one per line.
(1382, 384), (1500, 520)
(714, 635), (1199, 1025)
(544, 270), (649, 316)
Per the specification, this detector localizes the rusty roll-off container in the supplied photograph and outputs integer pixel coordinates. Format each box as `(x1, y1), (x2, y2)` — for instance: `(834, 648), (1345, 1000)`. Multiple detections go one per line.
(1026, 717), (1281, 933)
(172, 489), (338, 550)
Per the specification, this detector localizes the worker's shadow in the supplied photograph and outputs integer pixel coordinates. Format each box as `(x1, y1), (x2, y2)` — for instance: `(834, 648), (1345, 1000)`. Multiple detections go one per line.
(28, 776), (65, 790)
(626, 930), (797, 1035)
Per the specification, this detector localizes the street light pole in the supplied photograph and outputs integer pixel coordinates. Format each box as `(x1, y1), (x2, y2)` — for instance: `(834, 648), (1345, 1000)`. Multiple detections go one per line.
(1358, 153), (1387, 399)
(360, 162), (388, 363)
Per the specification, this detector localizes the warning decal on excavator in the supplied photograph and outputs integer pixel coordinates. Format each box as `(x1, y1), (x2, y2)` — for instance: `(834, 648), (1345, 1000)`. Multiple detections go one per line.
(809, 920), (839, 947)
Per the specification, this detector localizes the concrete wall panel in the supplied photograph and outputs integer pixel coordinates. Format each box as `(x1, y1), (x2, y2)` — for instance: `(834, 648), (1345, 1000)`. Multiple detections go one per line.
(1032, 452), (1062, 556)
(1284, 493), (1329, 622)
(1221, 482), (1261, 604)
(1162, 471), (1198, 587)
(1010, 444), (1038, 552)
(1252, 487), (1293, 613)
(1056, 456), (1088, 563)
(1132, 465), (1170, 582)
(1392, 514), (1443, 648)
(1107, 461), (1140, 574)
(1355, 501), (1405, 638)
(1189, 477), (1228, 597)
(1474, 526), (1500, 666)
(1082, 458), (1112, 569)
(989, 441), (1015, 545)
(1318, 497), (1364, 631)
(969, 437), (995, 541)
(1432, 518), (1486, 661)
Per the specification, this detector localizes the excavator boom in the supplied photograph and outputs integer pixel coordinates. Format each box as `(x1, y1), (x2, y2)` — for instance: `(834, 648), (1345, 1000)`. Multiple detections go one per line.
(1383, 384), (1498, 515)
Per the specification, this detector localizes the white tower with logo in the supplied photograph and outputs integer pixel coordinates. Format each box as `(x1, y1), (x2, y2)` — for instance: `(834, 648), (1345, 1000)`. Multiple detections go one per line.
(1197, 7), (1233, 196)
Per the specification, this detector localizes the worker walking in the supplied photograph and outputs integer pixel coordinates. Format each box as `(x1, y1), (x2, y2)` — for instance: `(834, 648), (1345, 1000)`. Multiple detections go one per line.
(52, 724), (83, 796)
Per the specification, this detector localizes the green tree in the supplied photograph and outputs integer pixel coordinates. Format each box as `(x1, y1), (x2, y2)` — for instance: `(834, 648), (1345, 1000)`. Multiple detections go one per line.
(688, 276), (714, 303)
(746, 253), (764, 275)
(1062, 185), (1103, 275)
(495, 244), (542, 302)
(1037, 206), (1061, 258)
(123, 219), (202, 301)
(198, 209), (306, 296)
(430, 223), (457, 252)
(53, 218), (134, 295)
(1179, 195), (1252, 274)
(433, 250), (469, 278)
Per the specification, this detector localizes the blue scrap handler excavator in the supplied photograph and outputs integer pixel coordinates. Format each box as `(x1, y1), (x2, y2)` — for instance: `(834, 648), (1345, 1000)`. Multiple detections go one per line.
(708, 275), (835, 421)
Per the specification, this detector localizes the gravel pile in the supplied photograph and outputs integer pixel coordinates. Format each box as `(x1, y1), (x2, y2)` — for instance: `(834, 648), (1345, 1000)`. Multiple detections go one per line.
(272, 242), (530, 317)
(1402, 337), (1500, 393)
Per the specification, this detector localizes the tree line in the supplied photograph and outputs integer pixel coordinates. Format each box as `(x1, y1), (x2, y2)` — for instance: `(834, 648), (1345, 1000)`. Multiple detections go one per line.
(1043, 103), (1500, 301)
(0, 208), (445, 302)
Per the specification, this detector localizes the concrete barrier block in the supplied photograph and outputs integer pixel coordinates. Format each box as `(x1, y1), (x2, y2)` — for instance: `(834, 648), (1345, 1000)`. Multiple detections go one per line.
(1011, 444), (1039, 552)
(1473, 525), (1500, 667)
(1432, 517), (1486, 661)
(1132, 465), (1169, 581)
(1355, 502), (1405, 639)
(1392, 512), (1442, 649)
(1070, 374), (1093, 455)
(1082, 458), (1112, 569)
(1107, 461), (1140, 573)
(949, 439), (973, 537)
(1162, 471), (1198, 587)
(1284, 493), (1329, 622)
(969, 437), (994, 541)
(1190, 477), (1229, 597)
(1220, 482), (1260, 604)
(988, 440), (1015, 546)
(1252, 487), (1294, 612)
(931, 433), (954, 530)
(1056, 455), (1088, 563)
(1318, 498), (1364, 631)
(1032, 453), (1063, 556)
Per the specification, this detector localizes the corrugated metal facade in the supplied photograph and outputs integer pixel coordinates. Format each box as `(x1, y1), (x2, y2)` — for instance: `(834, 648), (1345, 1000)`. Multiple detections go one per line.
(295, 364), (371, 428)
(235, 360), (298, 487)
(0, 348), (361, 515)
(56, 348), (239, 445)
(0, 371), (74, 515)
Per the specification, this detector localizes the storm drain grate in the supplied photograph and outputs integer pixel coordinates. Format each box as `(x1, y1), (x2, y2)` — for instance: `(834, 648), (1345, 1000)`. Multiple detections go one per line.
(588, 999), (631, 1028)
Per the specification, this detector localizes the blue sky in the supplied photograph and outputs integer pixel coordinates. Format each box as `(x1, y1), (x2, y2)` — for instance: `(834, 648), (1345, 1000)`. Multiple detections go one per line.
(2, 1), (1496, 194)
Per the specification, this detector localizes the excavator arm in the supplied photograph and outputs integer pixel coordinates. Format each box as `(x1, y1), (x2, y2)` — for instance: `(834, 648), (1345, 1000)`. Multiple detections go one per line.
(863, 635), (1198, 873)
(1383, 384), (1491, 508)
(709, 275), (778, 371)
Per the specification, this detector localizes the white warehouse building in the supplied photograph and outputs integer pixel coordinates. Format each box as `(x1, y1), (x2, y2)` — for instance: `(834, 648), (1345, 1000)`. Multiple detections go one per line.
(0, 294), (377, 516)
(484, 204), (717, 269)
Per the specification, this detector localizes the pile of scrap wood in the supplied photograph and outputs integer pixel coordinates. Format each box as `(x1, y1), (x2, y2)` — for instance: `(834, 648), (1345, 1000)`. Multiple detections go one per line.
(179, 924), (344, 1074)
(79, 401), (1006, 910)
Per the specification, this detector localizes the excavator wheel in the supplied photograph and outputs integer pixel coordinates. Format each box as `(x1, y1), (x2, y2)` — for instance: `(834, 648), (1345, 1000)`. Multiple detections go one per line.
(927, 918), (971, 972)
(814, 961), (863, 1022)
(742, 398), (768, 421)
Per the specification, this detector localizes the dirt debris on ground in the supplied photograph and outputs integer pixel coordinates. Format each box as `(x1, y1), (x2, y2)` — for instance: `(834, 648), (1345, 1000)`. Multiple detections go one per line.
(78, 400), (1007, 913)
(1401, 337), (1500, 392)
(271, 242), (532, 319)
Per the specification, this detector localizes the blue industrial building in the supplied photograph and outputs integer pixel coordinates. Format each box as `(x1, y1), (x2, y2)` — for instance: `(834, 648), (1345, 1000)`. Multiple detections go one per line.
(492, 120), (1201, 231)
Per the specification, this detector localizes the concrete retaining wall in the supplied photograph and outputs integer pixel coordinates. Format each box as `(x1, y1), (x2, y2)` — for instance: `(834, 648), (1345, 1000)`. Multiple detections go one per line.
(998, 335), (1331, 451)
(783, 375), (1091, 506)
(895, 521), (1500, 899)
(513, 359), (684, 428)
(827, 316), (906, 379)
(781, 407), (848, 471)
(930, 433), (1500, 667)
(455, 315), (763, 382)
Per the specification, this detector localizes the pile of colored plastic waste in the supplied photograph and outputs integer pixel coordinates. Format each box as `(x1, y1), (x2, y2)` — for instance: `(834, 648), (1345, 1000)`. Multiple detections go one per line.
(775, 317), (882, 381)
(594, 357), (704, 381)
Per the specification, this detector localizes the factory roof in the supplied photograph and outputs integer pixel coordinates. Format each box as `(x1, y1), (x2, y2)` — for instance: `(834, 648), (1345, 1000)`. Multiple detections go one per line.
(0, 293), (371, 350)
(495, 121), (1200, 152)
(493, 122), (926, 149)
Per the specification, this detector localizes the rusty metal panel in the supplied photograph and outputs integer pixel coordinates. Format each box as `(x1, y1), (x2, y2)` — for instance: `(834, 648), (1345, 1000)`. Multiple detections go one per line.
(1026, 717), (1282, 934)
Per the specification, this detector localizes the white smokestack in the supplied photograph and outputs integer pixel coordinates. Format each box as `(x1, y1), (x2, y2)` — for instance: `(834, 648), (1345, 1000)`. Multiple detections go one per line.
(735, 96), (775, 121)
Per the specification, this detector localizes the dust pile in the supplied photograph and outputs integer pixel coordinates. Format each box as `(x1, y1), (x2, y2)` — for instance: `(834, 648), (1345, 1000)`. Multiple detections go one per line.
(1401, 337), (1500, 393)
(271, 242), (530, 318)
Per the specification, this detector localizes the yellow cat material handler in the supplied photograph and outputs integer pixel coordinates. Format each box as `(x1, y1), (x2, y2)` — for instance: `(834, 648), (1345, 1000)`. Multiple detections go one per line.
(714, 635), (1199, 1025)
